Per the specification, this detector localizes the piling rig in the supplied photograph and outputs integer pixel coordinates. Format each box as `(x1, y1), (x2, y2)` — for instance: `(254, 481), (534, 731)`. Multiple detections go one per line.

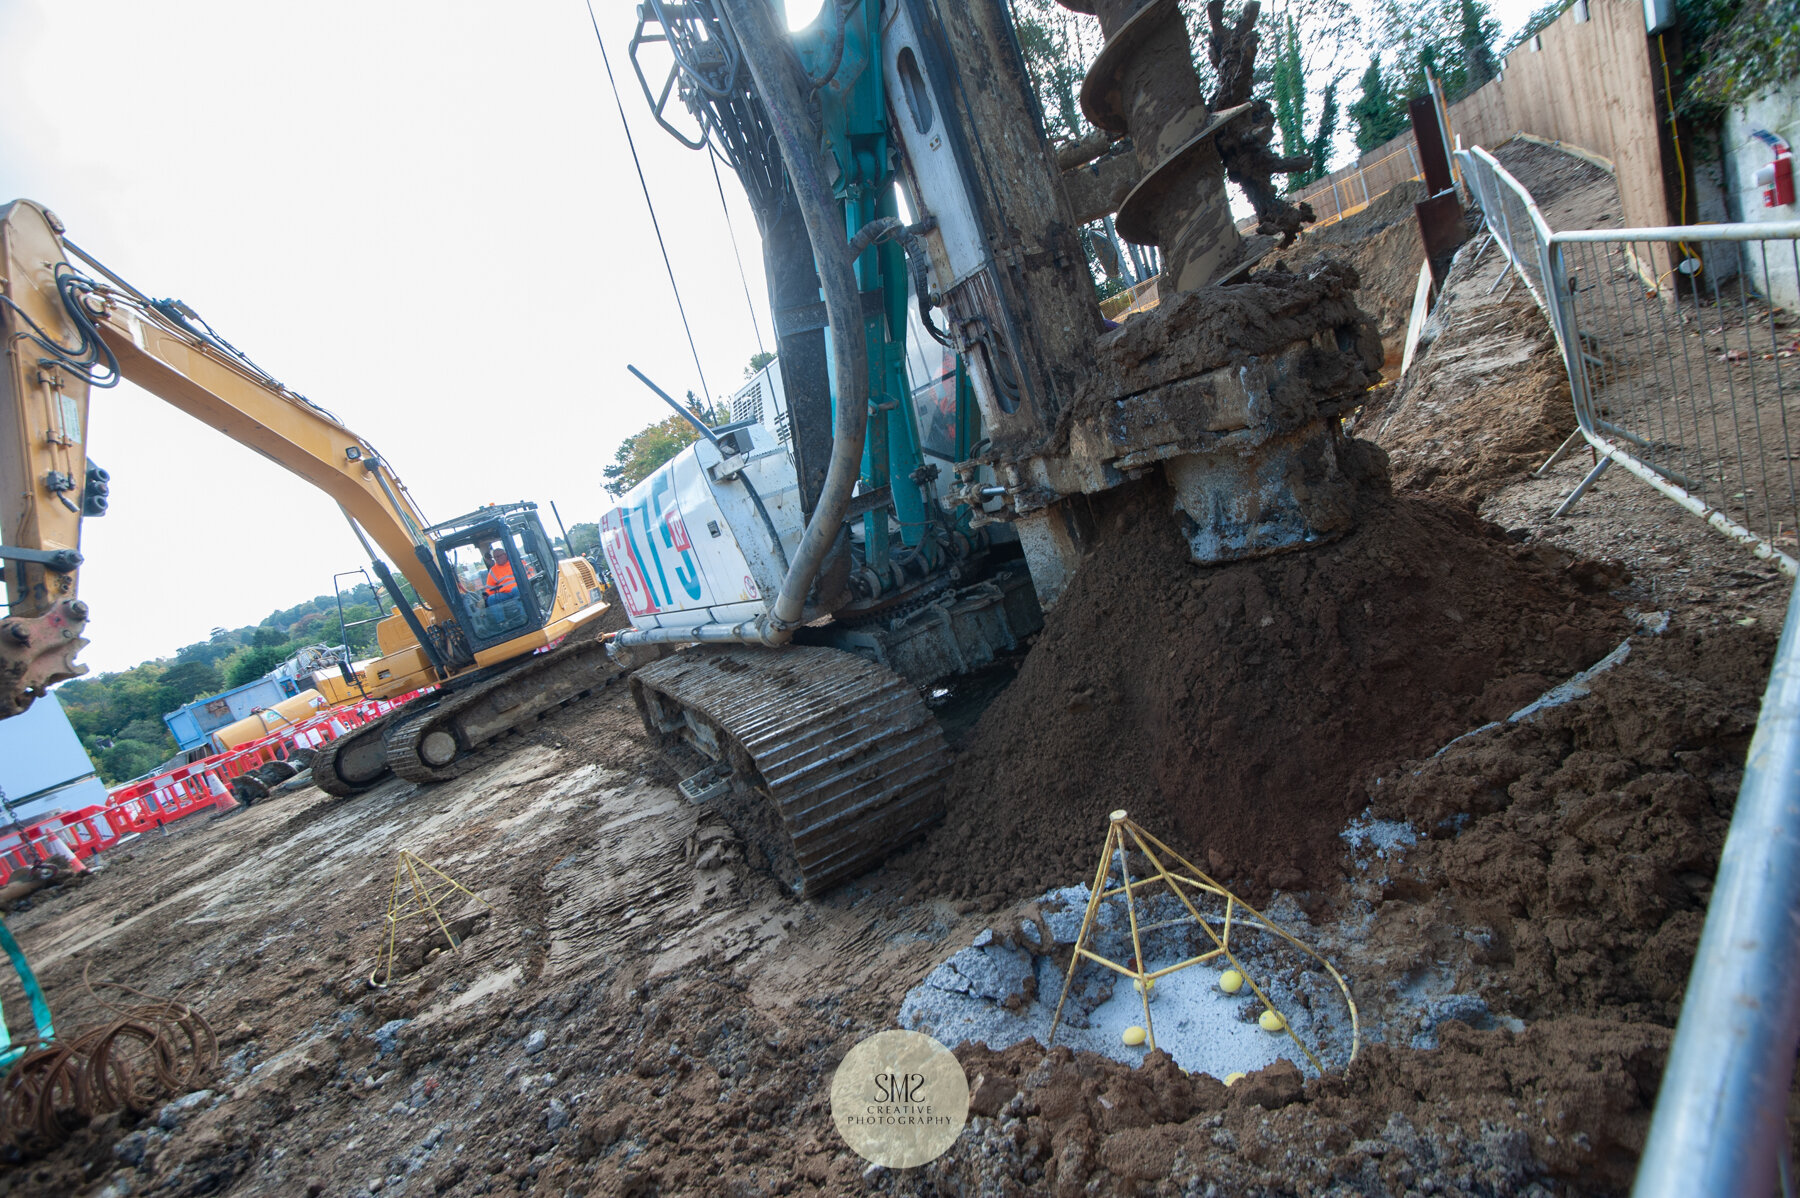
(605, 0), (1383, 895)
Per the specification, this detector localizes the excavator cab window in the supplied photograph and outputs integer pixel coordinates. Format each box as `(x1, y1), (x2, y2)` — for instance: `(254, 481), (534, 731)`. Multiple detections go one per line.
(427, 506), (561, 651)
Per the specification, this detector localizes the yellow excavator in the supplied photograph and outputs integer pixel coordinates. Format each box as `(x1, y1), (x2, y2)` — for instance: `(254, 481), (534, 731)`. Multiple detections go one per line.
(0, 199), (614, 794)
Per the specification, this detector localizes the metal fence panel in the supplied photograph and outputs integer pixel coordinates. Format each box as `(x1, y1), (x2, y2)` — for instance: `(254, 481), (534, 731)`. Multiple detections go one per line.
(1632, 572), (1800, 1197)
(1455, 145), (1800, 576)
(1451, 142), (1800, 1196)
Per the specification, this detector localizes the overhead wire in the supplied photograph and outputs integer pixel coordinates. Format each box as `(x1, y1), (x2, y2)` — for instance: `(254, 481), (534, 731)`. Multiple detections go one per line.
(711, 153), (767, 357)
(586, 0), (717, 410)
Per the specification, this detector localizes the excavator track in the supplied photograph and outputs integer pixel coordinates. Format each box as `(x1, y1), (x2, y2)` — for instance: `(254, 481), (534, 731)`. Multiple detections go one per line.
(313, 707), (412, 796)
(387, 635), (619, 785)
(630, 645), (950, 897)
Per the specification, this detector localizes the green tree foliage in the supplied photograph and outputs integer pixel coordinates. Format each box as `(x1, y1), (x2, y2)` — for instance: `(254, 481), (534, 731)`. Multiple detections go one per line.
(1349, 55), (1410, 152)
(1457, 0), (1501, 90)
(1679, 0), (1798, 116)
(1269, 17), (1342, 190)
(156, 660), (222, 711)
(1347, 0), (1499, 156)
(98, 739), (165, 785)
(337, 604), (382, 658)
(1013, 3), (1095, 145)
(54, 580), (387, 781)
(743, 351), (776, 380)
(225, 644), (292, 689)
(603, 410), (712, 498)
(564, 522), (600, 556)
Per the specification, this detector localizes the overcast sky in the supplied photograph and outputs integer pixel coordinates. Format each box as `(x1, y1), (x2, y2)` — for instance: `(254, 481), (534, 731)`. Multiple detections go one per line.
(3, 0), (1540, 676)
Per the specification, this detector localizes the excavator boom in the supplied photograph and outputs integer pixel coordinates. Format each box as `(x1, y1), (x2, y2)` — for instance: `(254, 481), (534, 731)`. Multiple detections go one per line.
(2, 198), (442, 715)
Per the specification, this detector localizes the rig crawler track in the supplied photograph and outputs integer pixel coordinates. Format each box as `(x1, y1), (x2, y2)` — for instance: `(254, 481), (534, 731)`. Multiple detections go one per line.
(631, 645), (950, 897)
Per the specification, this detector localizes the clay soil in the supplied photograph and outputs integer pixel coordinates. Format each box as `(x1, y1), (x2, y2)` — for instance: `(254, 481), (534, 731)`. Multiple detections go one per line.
(906, 472), (1625, 903)
(1271, 180), (1430, 377)
(2, 139), (1791, 1198)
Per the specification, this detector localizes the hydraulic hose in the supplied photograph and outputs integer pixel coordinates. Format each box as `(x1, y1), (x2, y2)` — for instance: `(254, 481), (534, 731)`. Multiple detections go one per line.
(716, 0), (872, 642)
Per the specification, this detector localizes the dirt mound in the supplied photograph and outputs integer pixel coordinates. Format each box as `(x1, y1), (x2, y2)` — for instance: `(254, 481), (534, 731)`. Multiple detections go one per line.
(1360, 622), (1771, 1025)
(938, 1017), (1668, 1195)
(907, 472), (1625, 905)
(1361, 233), (1574, 506)
(1272, 180), (1429, 376)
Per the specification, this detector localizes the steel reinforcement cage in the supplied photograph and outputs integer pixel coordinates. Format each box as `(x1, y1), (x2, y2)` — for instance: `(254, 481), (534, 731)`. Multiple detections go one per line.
(1453, 141), (1800, 1196)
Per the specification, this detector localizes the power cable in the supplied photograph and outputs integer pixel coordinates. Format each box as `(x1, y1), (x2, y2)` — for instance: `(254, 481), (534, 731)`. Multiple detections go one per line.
(586, 0), (716, 409)
(711, 153), (767, 357)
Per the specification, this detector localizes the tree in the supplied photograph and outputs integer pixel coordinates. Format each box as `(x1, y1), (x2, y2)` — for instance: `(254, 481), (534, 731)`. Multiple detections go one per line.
(97, 739), (165, 785)
(603, 396), (724, 499)
(1013, 2), (1094, 145)
(337, 604), (381, 657)
(156, 659), (222, 712)
(602, 414), (705, 498)
(743, 351), (775, 380)
(565, 522), (600, 556)
(1456, 0), (1500, 91)
(1370, 0), (1499, 104)
(225, 643), (290, 688)
(1268, 16), (1341, 190)
(1348, 55), (1409, 152)
(116, 716), (172, 748)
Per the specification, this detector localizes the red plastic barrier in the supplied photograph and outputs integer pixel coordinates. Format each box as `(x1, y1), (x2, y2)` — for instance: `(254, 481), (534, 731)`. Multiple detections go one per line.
(82, 686), (436, 867)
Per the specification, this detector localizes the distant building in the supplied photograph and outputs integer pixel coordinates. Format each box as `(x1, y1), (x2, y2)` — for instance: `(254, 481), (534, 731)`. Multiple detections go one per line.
(0, 692), (109, 825)
(163, 676), (296, 752)
(162, 643), (348, 752)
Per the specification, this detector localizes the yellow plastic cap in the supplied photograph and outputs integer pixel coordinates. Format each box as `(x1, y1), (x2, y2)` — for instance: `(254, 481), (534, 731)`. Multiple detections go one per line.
(1219, 969), (1245, 994)
(1122, 1026), (1147, 1047)
(1259, 1009), (1286, 1032)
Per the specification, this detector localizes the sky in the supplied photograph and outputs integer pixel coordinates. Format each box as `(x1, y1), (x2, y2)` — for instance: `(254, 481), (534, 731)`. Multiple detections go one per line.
(2, 0), (1544, 676)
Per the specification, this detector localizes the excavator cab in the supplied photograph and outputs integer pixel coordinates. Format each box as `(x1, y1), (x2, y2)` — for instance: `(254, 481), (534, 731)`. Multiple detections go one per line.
(425, 503), (561, 652)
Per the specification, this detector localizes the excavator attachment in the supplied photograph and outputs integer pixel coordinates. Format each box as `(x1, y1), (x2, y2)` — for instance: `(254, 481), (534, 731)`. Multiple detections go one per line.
(0, 599), (89, 718)
(630, 646), (950, 897)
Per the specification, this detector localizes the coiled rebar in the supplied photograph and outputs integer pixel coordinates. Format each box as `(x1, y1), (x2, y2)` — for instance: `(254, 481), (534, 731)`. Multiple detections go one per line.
(1, 986), (216, 1155)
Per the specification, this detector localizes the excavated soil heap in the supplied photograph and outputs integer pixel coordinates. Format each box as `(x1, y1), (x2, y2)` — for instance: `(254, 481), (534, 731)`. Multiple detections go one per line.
(911, 618), (1778, 1197)
(1270, 180), (1430, 375)
(912, 470), (1625, 902)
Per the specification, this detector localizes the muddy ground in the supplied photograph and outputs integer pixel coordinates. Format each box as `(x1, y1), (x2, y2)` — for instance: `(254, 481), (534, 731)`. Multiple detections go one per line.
(3, 139), (1793, 1198)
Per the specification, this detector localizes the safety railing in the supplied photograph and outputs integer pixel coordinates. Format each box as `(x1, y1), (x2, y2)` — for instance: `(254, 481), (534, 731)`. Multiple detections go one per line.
(1457, 144), (1800, 576)
(1633, 574), (1800, 1197)
(1453, 142), (1800, 1195)
(0, 687), (433, 886)
(1455, 146), (1552, 315)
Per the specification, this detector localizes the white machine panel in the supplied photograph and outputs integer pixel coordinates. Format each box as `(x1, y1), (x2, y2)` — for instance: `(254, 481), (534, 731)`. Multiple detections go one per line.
(601, 423), (805, 635)
(881, 0), (989, 290)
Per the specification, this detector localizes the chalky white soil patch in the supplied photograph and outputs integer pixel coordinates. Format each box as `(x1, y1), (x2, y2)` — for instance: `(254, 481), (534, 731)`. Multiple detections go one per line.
(898, 884), (1352, 1079)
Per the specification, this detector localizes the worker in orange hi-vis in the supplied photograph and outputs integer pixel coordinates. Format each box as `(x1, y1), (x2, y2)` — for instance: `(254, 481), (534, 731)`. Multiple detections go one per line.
(484, 546), (519, 607)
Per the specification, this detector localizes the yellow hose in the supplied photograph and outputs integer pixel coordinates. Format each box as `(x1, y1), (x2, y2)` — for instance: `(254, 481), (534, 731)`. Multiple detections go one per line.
(1658, 33), (1701, 273)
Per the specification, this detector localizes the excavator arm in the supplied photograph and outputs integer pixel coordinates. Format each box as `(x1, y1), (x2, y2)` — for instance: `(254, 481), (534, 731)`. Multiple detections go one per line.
(1, 198), (449, 716)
